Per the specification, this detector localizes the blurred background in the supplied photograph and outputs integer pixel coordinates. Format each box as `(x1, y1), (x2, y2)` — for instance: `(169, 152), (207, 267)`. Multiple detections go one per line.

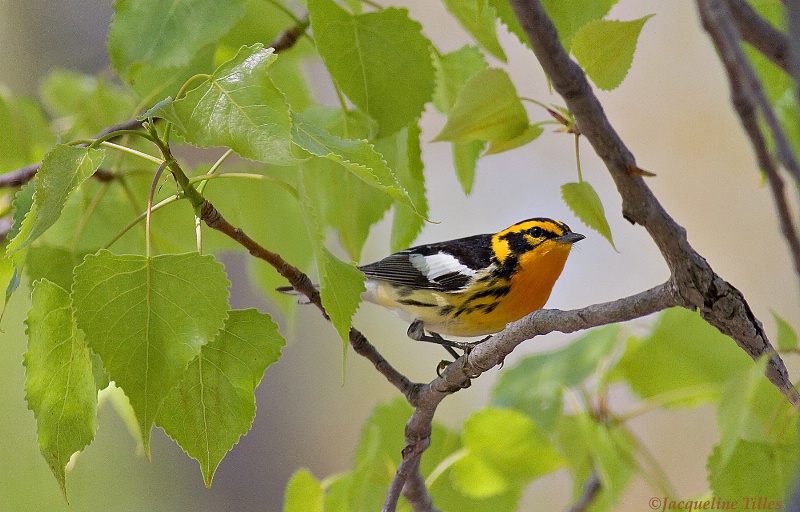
(1, 0), (798, 510)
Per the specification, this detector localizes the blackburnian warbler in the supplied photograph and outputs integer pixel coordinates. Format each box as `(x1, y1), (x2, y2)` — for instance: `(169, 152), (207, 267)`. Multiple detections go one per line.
(282, 218), (583, 355)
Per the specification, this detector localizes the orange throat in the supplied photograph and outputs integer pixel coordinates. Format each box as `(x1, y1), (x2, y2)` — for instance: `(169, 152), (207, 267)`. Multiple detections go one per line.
(497, 242), (573, 323)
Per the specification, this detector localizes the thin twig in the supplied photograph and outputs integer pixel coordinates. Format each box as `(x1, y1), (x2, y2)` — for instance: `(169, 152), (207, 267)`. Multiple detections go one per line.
(700, 0), (800, 185)
(727, 0), (791, 73)
(697, 0), (800, 290)
(568, 471), (602, 512)
(0, 118), (145, 188)
(268, 13), (310, 52)
(787, 0), (800, 92)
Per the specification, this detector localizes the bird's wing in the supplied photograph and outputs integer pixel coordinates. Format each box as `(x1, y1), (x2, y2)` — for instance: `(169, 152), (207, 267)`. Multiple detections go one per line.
(359, 234), (494, 292)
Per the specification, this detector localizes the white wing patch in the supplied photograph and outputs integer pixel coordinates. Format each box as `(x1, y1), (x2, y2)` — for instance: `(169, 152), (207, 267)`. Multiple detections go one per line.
(409, 252), (477, 283)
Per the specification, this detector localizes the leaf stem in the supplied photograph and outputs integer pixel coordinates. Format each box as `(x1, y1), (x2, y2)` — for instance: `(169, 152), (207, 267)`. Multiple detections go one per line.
(103, 196), (178, 250)
(147, 162), (170, 257)
(88, 129), (158, 148)
(360, 0), (383, 10)
(424, 449), (467, 487)
(261, 0), (303, 24)
(196, 149), (234, 195)
(618, 424), (677, 498)
(613, 384), (719, 423)
(71, 182), (111, 253)
(146, 123), (206, 213)
(99, 141), (163, 165)
(188, 172), (299, 199)
(332, 81), (351, 138)
(175, 74), (212, 101)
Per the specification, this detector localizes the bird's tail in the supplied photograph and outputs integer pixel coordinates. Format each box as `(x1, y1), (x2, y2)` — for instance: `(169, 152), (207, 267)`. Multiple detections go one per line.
(276, 285), (317, 304)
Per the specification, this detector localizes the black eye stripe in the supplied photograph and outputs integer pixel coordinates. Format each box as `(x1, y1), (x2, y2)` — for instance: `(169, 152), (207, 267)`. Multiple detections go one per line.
(500, 227), (558, 241)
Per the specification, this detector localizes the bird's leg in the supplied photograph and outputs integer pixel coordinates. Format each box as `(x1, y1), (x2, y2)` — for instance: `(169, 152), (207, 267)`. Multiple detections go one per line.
(407, 320), (491, 359)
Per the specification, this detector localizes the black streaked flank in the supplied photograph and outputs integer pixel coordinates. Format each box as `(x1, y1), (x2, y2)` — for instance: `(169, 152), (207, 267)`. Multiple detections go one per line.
(464, 284), (511, 302)
(397, 298), (437, 308)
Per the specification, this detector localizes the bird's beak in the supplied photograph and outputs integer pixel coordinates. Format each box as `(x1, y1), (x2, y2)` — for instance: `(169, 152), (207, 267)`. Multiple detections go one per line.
(557, 232), (585, 244)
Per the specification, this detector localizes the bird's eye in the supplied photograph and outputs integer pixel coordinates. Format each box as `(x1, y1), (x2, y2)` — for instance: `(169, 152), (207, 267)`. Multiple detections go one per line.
(530, 227), (543, 237)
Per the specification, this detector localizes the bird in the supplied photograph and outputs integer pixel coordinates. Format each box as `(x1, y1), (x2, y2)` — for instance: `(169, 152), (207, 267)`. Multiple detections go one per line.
(280, 218), (584, 356)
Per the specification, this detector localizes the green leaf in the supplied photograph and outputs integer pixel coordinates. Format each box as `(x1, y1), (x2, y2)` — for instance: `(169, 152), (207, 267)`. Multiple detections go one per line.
(215, 0), (315, 112)
(556, 412), (638, 509)
(744, 1), (790, 103)
(453, 140), (486, 195)
(40, 70), (136, 138)
(309, 158), (392, 262)
(433, 68), (528, 144)
(299, 107), (390, 261)
(322, 398), (494, 511)
(430, 474), (521, 512)
(375, 124), (428, 253)
(615, 308), (752, 402)
(442, 0), (506, 61)
(318, 247), (365, 347)
(284, 469), (324, 512)
(432, 45), (488, 115)
(198, 166), (313, 313)
(291, 112), (419, 214)
(9, 180), (35, 243)
(0, 89), (55, 173)
(108, 0), (247, 81)
(308, 0), (435, 136)
(36, 173), (195, 256)
(349, 399), (461, 508)
(127, 45), (217, 102)
(708, 440), (797, 507)
(716, 360), (797, 469)
(154, 44), (293, 165)
(298, 170), (366, 348)
(775, 91), (800, 158)
(491, 325), (622, 430)
(157, 309), (284, 487)
(4, 182), (35, 305)
(772, 311), (798, 351)
(24, 279), (98, 499)
(541, 0), (618, 50)
(6, 145), (105, 254)
(485, 123), (543, 155)
(26, 245), (82, 292)
(452, 408), (564, 498)
(490, 0), (617, 50)
(431, 47), (490, 194)
(488, 0), (528, 48)
(561, 181), (616, 249)
(72, 250), (230, 454)
(571, 16), (653, 91)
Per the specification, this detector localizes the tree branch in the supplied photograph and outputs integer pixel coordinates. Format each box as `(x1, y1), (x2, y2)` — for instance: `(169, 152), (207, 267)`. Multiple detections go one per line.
(383, 2), (800, 506)
(0, 119), (146, 190)
(697, 0), (800, 286)
(727, 0), (791, 73)
(787, 0), (800, 92)
(567, 471), (602, 512)
(508, 0), (798, 406)
(383, 284), (678, 511)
